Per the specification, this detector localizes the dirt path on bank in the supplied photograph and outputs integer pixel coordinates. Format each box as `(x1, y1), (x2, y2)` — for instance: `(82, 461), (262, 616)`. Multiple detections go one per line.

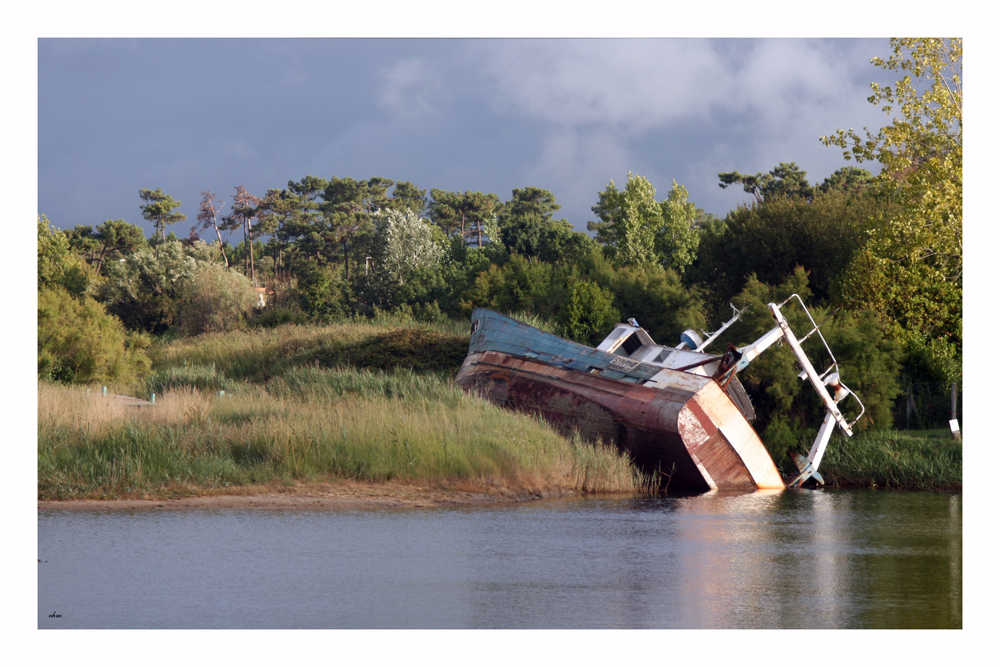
(38, 479), (578, 511)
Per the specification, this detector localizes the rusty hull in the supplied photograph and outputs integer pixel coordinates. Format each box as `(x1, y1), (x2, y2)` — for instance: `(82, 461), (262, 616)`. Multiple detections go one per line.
(455, 350), (784, 491)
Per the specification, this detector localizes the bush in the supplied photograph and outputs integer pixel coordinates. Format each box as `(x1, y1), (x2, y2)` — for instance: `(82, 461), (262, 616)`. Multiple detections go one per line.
(176, 263), (257, 336)
(294, 261), (349, 321)
(253, 306), (308, 328)
(38, 286), (151, 384)
(97, 240), (218, 334)
(558, 280), (620, 345)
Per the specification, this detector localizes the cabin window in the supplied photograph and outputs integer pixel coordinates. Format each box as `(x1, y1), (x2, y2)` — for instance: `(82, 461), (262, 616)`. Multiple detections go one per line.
(619, 333), (643, 356)
(654, 349), (672, 364)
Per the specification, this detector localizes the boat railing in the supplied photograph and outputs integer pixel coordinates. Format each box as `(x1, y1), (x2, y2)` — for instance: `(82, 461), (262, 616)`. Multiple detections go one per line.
(776, 294), (866, 430)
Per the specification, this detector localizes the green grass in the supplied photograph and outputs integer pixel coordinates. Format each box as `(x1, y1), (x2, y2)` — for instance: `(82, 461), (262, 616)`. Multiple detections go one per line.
(38, 319), (656, 500)
(809, 429), (962, 491)
(40, 317), (959, 498)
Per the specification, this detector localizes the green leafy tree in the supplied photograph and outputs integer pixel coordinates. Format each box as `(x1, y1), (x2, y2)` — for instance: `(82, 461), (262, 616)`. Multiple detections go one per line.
(657, 180), (700, 274)
(428, 189), (502, 247)
(139, 188), (186, 244)
(98, 239), (217, 334)
(388, 180), (427, 215)
(590, 172), (662, 266)
(719, 269), (901, 459)
(38, 215), (91, 297)
(293, 259), (349, 321)
(63, 225), (101, 266)
(821, 38), (962, 384)
(817, 167), (874, 196)
(558, 280), (620, 346)
(93, 219), (147, 275)
(461, 255), (561, 318)
(689, 188), (890, 309)
(718, 162), (814, 203)
(176, 263), (257, 336)
(610, 264), (704, 345)
(222, 185), (262, 284)
(362, 209), (445, 308)
(38, 286), (151, 384)
(37, 215), (150, 384)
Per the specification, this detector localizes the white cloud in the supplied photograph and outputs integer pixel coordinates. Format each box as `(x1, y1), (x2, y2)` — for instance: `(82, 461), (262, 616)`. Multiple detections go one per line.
(377, 57), (449, 119)
(473, 40), (732, 134)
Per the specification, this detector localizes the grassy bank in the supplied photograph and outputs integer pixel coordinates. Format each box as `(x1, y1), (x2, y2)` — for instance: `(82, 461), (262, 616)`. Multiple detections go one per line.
(38, 321), (656, 500)
(38, 319), (960, 499)
(810, 429), (962, 491)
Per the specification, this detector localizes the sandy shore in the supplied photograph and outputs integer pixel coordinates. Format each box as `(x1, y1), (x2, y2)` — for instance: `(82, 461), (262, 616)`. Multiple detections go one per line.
(37, 479), (577, 511)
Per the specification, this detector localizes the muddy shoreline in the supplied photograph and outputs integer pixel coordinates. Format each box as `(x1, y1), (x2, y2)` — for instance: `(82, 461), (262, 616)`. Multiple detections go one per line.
(37, 480), (580, 511)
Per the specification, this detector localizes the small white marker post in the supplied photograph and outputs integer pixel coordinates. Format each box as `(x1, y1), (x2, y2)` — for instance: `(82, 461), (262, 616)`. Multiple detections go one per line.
(949, 419), (961, 442)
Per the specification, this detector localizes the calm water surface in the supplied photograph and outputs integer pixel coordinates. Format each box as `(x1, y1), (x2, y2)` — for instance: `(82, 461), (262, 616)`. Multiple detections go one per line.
(38, 489), (961, 629)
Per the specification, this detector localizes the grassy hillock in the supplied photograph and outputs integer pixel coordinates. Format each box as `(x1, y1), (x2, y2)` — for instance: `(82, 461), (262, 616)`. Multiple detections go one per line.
(38, 319), (655, 500)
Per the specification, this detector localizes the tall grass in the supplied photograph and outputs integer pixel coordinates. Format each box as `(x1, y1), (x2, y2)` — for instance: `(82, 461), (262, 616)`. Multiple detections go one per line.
(817, 429), (962, 491)
(38, 375), (653, 500)
(146, 321), (469, 389)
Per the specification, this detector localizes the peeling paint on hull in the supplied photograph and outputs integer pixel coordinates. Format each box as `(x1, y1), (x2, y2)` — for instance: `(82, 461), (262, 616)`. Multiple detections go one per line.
(455, 310), (784, 491)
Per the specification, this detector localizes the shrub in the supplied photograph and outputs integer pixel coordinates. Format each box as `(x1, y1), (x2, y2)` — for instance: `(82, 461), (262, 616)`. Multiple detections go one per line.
(176, 263), (257, 336)
(558, 280), (620, 345)
(38, 286), (151, 384)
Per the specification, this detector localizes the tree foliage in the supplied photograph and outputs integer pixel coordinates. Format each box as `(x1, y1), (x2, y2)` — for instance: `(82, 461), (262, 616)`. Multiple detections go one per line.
(98, 239), (218, 334)
(38, 215), (92, 297)
(821, 38), (962, 383)
(362, 209), (444, 309)
(38, 286), (152, 384)
(176, 263), (257, 336)
(690, 188), (891, 309)
(139, 188), (186, 244)
(558, 280), (620, 346)
(718, 162), (814, 203)
(37, 215), (150, 384)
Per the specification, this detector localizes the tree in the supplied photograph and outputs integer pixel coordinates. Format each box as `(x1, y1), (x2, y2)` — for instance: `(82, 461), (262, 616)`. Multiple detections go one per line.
(38, 285), (151, 384)
(93, 219), (147, 275)
(389, 181), (427, 215)
(428, 189), (502, 247)
(176, 263), (257, 336)
(194, 191), (230, 267)
(689, 188), (890, 309)
(558, 280), (620, 346)
(63, 225), (102, 266)
(38, 215), (91, 297)
(362, 209), (445, 308)
(320, 176), (384, 281)
(98, 239), (217, 334)
(139, 188), (186, 244)
(718, 162), (813, 203)
(657, 180), (700, 275)
(222, 186), (261, 284)
(590, 172), (661, 266)
(37, 215), (150, 384)
(820, 38), (962, 383)
(817, 167), (874, 196)
(611, 264), (704, 345)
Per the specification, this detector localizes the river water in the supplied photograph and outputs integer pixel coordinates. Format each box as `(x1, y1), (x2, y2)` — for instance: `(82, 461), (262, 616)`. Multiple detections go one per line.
(37, 489), (961, 629)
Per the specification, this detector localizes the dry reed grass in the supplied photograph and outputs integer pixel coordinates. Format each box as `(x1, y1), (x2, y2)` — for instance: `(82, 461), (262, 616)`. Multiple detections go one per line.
(38, 376), (652, 500)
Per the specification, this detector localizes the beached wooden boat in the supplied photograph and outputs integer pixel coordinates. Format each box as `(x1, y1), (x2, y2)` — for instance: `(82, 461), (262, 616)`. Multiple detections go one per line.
(455, 298), (864, 491)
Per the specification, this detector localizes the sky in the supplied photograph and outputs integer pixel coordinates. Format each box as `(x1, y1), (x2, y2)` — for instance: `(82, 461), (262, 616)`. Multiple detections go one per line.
(38, 37), (897, 239)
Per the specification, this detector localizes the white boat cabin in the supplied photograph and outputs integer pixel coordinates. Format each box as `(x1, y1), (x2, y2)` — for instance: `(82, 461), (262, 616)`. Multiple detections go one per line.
(596, 323), (722, 377)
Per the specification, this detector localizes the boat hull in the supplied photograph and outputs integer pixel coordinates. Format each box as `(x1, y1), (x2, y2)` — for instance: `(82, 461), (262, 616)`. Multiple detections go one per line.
(455, 310), (784, 491)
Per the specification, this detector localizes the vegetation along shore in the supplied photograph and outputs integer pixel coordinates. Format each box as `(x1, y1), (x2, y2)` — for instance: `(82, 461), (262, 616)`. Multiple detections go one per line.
(38, 39), (961, 501)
